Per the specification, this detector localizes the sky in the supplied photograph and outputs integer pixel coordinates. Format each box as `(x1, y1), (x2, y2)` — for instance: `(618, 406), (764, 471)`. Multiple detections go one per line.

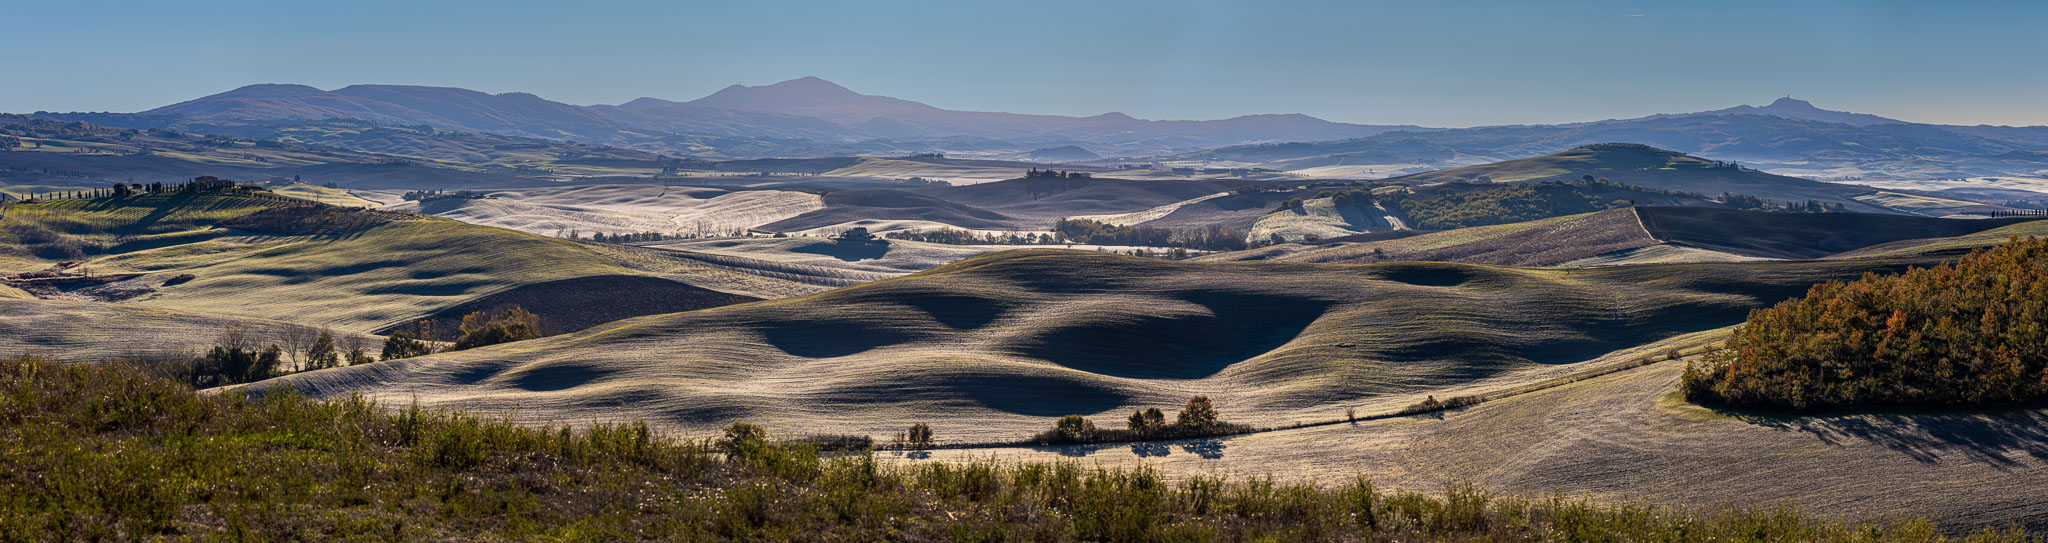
(3, 0), (2045, 127)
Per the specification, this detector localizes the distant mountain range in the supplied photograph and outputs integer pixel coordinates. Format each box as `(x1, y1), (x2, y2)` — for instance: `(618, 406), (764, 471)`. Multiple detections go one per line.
(1187, 97), (2048, 180)
(24, 79), (2048, 179)
(109, 77), (1418, 158)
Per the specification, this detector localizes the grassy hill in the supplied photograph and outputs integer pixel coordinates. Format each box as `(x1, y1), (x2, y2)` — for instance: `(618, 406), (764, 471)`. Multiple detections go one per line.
(0, 296), (383, 362)
(1, 192), (798, 336)
(253, 249), (1941, 442)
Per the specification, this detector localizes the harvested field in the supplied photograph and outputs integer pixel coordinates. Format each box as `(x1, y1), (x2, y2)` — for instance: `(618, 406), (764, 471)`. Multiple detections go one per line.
(250, 250), (1940, 443)
(908, 351), (2048, 533)
(0, 296), (383, 362)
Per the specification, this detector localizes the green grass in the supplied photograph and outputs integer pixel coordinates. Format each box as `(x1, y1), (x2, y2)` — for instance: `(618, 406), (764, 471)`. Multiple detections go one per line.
(2, 354), (2032, 542)
(266, 184), (377, 207)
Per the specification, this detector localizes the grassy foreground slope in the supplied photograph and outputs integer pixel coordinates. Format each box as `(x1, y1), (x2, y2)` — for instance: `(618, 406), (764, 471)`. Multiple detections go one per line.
(921, 350), (2048, 533)
(259, 250), (1943, 441)
(11, 356), (2020, 542)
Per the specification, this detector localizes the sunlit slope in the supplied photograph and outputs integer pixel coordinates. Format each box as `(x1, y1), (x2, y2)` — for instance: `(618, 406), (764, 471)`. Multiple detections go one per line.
(81, 219), (642, 330)
(394, 184), (825, 237)
(266, 184), (377, 207)
(4, 192), (801, 332)
(917, 354), (2048, 533)
(1394, 144), (1902, 214)
(259, 250), (1938, 440)
(0, 297), (383, 361)
(1205, 208), (1662, 266)
(1208, 207), (2036, 267)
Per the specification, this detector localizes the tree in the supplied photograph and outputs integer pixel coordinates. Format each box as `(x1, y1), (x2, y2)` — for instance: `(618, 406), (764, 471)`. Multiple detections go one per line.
(1054, 415), (1095, 443)
(1176, 396), (1218, 429)
(718, 423), (768, 455)
(276, 326), (311, 371)
(1127, 407), (1166, 437)
(305, 330), (340, 370)
(906, 423), (934, 449)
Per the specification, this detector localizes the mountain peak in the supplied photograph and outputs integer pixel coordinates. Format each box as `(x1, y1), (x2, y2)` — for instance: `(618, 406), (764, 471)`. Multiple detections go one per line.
(1765, 96), (1818, 110)
(1687, 97), (1901, 127)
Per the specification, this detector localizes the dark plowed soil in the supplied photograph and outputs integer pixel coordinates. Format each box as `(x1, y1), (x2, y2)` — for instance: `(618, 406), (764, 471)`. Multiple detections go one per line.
(383, 275), (760, 337)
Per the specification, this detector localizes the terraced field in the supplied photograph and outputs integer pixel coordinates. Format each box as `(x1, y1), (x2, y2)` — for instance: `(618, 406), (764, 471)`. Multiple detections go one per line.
(253, 250), (1938, 442)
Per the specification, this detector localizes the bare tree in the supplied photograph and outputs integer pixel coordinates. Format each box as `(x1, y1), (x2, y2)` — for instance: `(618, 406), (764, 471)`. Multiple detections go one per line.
(217, 324), (249, 352)
(276, 325), (311, 372)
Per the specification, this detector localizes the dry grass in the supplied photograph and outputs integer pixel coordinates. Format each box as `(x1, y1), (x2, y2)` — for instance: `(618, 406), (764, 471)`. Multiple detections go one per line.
(251, 250), (1943, 443)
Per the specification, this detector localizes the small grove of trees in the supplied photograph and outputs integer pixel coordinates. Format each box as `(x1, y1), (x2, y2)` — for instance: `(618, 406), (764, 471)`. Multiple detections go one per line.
(1682, 236), (2048, 411)
(170, 325), (387, 387)
(833, 227), (877, 242)
(1036, 396), (1245, 445)
(381, 329), (436, 361)
(452, 306), (544, 351)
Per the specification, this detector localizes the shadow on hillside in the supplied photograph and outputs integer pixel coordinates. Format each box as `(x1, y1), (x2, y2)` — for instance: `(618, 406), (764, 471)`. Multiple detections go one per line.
(792, 239), (890, 261)
(897, 294), (1011, 329)
(1740, 409), (2048, 466)
(1010, 291), (1330, 379)
(1029, 438), (1229, 459)
(761, 320), (916, 358)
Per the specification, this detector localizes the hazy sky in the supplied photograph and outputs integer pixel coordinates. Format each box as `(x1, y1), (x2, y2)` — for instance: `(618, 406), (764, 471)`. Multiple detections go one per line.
(5, 0), (2045, 127)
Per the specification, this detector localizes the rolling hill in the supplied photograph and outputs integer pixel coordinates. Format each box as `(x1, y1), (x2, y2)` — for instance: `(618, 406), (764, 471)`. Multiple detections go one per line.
(0, 192), (807, 337)
(249, 249), (1943, 442)
(1204, 206), (2045, 267)
(1390, 144), (1904, 213)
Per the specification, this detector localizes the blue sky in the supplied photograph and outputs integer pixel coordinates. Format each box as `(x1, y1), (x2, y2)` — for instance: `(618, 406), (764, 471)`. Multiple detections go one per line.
(4, 0), (2044, 127)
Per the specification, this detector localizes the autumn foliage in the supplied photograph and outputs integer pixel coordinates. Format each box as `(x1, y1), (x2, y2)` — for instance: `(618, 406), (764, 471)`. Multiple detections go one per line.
(1683, 237), (2048, 411)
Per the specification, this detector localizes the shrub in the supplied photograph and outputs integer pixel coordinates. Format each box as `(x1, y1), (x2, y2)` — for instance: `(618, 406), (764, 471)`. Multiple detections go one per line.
(1683, 237), (2048, 411)
(452, 306), (543, 350)
(1053, 415), (1096, 443)
(380, 331), (433, 360)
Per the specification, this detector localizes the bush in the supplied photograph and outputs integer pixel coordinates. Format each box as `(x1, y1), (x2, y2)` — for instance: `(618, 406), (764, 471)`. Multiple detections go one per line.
(452, 306), (543, 350)
(1683, 237), (2048, 411)
(380, 330), (433, 360)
